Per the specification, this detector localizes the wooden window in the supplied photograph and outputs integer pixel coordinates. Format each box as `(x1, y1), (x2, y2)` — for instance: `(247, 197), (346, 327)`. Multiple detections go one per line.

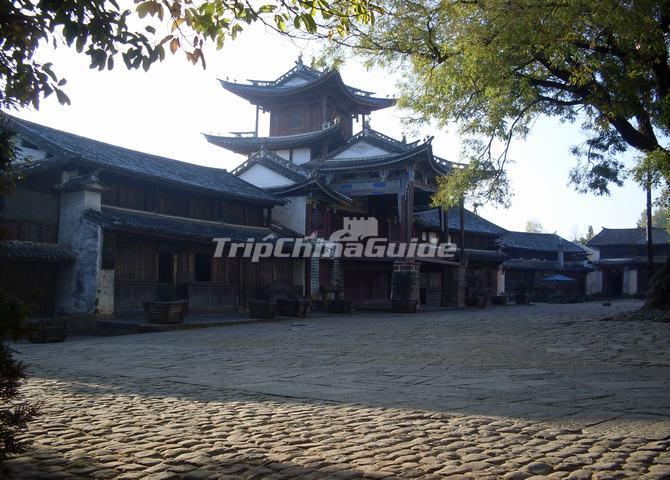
(194, 254), (212, 282)
(222, 202), (244, 224)
(158, 189), (188, 217)
(118, 182), (145, 210)
(158, 252), (174, 283)
(287, 111), (303, 130)
(188, 197), (217, 221)
(226, 257), (240, 284)
(115, 237), (156, 281)
(245, 206), (263, 227)
(101, 178), (119, 206)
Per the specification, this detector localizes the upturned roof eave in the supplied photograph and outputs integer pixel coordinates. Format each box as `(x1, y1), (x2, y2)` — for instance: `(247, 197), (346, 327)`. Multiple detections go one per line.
(204, 121), (342, 155)
(268, 178), (352, 204)
(218, 71), (396, 111)
(308, 142), (433, 173)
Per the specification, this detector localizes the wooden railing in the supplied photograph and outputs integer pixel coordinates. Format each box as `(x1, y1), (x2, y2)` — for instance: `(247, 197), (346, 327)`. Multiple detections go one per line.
(114, 281), (239, 316)
(187, 283), (239, 314)
(114, 281), (157, 316)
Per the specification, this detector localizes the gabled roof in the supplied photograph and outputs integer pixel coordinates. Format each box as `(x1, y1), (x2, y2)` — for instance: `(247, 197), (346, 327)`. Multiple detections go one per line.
(414, 207), (507, 236)
(85, 206), (294, 242)
(4, 114), (281, 206)
(325, 127), (419, 158)
(219, 60), (395, 113)
(305, 140), (435, 173)
(501, 231), (588, 254)
(231, 148), (307, 183)
(0, 240), (75, 262)
(267, 177), (352, 204)
(303, 128), (456, 175)
(204, 121), (342, 155)
(587, 227), (670, 246)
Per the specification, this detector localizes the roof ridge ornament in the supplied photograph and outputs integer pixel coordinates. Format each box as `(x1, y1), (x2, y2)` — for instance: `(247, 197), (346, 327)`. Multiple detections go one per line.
(362, 116), (370, 133)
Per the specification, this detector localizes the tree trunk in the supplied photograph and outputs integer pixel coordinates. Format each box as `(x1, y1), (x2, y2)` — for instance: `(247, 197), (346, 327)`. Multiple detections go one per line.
(643, 255), (670, 310)
(646, 183), (654, 279)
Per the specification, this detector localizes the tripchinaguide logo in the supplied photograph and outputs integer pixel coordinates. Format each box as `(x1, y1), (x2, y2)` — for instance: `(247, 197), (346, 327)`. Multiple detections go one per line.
(213, 217), (457, 262)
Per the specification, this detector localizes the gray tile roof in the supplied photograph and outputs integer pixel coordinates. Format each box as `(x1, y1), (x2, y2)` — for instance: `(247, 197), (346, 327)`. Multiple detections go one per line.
(267, 178), (352, 204)
(231, 149), (307, 182)
(205, 121), (342, 155)
(501, 231), (587, 254)
(414, 208), (507, 236)
(463, 249), (508, 262)
(219, 65), (396, 111)
(593, 255), (668, 266)
(307, 142), (435, 173)
(587, 227), (670, 246)
(302, 130), (455, 174)
(85, 206), (294, 242)
(5, 114), (281, 205)
(503, 259), (593, 272)
(324, 127), (419, 158)
(0, 240), (75, 262)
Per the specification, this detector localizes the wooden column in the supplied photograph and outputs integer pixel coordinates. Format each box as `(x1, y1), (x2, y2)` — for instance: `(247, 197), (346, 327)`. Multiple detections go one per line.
(321, 97), (328, 125)
(440, 207), (450, 306)
(458, 199), (466, 307)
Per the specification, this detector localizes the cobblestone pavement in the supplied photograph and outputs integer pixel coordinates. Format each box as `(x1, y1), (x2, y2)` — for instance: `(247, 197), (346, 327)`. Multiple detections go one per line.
(6, 300), (670, 479)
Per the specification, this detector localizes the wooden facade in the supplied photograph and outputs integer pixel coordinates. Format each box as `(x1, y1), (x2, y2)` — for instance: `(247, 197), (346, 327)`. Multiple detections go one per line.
(101, 173), (267, 226)
(0, 260), (59, 317)
(269, 101), (354, 140)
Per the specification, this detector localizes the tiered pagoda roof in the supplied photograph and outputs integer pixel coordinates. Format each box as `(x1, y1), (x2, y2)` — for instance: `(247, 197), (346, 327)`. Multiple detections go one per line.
(204, 120), (343, 156)
(227, 124), (461, 185)
(219, 59), (396, 114)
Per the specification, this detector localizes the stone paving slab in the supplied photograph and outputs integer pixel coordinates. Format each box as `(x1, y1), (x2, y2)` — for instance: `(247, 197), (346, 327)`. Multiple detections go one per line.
(5, 300), (670, 479)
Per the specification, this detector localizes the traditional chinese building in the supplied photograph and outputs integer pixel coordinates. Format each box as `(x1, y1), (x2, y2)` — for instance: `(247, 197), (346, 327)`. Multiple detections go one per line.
(587, 227), (670, 297)
(0, 115), (299, 326)
(499, 231), (592, 300)
(207, 59), (508, 308)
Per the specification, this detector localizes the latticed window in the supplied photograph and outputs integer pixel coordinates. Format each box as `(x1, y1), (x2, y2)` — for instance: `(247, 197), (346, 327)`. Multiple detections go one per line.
(310, 205), (321, 229)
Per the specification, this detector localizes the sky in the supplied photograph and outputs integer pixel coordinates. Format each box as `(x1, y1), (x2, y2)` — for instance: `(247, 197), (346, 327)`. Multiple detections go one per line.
(10, 22), (659, 240)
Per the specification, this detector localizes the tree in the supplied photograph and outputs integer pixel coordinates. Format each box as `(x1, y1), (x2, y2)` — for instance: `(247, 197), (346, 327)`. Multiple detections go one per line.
(524, 219), (544, 233)
(637, 207), (670, 229)
(575, 225), (595, 245)
(0, 0), (381, 110)
(334, 0), (670, 308)
(0, 127), (39, 464)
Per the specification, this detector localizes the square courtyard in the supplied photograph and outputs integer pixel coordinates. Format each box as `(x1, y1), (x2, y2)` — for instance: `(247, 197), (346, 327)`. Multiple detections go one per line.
(6, 300), (670, 479)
